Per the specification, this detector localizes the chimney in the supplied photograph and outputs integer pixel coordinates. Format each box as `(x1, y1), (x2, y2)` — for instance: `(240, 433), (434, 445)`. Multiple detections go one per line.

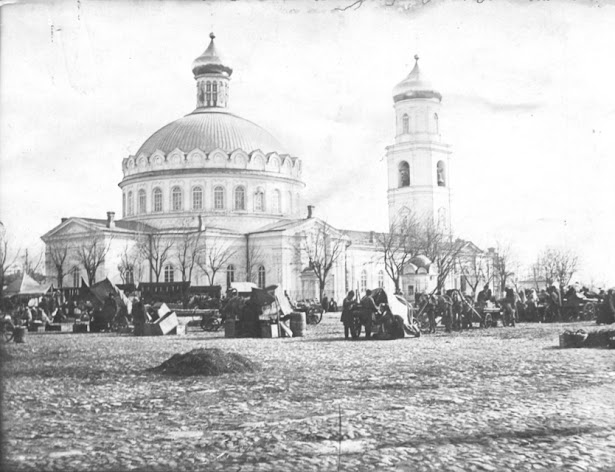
(307, 205), (315, 219)
(61, 217), (68, 223)
(106, 211), (115, 229)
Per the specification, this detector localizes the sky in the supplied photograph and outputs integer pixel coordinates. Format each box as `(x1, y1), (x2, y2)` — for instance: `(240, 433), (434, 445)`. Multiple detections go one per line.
(1, 0), (614, 286)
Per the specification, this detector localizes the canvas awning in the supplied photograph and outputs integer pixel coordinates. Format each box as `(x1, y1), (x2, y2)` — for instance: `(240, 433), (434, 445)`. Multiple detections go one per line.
(4, 272), (51, 297)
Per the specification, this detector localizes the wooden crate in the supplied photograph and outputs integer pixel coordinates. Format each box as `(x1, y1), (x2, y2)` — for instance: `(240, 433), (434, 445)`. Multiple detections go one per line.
(72, 323), (89, 333)
(155, 311), (178, 335)
(260, 323), (278, 338)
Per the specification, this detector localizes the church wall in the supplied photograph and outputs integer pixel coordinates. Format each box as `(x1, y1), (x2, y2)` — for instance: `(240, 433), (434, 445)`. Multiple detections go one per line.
(120, 171), (304, 233)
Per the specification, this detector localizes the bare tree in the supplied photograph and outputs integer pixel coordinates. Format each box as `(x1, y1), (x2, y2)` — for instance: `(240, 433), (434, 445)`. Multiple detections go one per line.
(457, 252), (493, 300)
(49, 242), (70, 288)
(538, 247), (579, 291)
(376, 214), (420, 294)
(138, 232), (174, 283)
(0, 232), (20, 299)
(244, 237), (264, 284)
(296, 224), (346, 302)
(196, 234), (237, 286)
(492, 242), (516, 295)
(175, 230), (203, 283)
(117, 243), (142, 284)
(417, 217), (464, 292)
(75, 235), (112, 286)
(22, 249), (45, 280)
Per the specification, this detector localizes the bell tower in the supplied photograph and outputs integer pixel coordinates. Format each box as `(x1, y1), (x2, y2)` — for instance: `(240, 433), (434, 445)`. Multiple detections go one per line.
(386, 55), (452, 230)
(192, 32), (233, 109)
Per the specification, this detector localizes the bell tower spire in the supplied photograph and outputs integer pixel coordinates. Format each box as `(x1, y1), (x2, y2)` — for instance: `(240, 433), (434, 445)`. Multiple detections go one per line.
(386, 55), (452, 230)
(192, 32), (233, 109)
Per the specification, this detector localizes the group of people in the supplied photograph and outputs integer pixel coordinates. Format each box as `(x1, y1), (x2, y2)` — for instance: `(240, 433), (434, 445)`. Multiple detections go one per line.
(339, 289), (411, 340)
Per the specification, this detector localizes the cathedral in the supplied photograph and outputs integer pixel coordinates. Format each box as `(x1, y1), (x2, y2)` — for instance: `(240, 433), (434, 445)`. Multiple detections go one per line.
(41, 34), (456, 302)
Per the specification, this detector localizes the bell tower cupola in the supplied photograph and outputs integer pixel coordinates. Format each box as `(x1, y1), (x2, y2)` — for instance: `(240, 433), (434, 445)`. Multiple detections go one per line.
(386, 55), (452, 230)
(192, 32), (233, 109)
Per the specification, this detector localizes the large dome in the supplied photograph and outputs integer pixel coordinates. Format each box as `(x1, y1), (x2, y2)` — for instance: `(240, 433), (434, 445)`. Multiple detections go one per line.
(136, 109), (287, 157)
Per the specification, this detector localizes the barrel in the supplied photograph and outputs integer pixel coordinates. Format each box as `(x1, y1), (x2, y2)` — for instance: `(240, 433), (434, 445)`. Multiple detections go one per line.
(14, 326), (26, 343)
(289, 312), (306, 337)
(224, 319), (236, 338)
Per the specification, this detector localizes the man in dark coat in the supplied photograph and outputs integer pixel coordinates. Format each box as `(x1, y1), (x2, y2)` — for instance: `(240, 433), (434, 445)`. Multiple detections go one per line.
(340, 290), (356, 339)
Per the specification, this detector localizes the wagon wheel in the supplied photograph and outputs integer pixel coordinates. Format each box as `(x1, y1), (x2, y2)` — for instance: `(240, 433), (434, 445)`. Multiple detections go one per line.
(1, 321), (14, 342)
(306, 307), (323, 325)
(582, 302), (596, 321)
(483, 313), (493, 328)
(201, 316), (219, 332)
(350, 314), (362, 340)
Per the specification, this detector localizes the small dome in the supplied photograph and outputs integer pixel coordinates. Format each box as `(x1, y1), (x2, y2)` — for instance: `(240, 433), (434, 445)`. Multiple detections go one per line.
(192, 32), (233, 78)
(410, 255), (432, 270)
(136, 109), (286, 156)
(393, 55), (441, 103)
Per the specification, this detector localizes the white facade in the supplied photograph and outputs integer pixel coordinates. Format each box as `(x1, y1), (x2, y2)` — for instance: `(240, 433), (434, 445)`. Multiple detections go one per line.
(386, 56), (452, 230)
(41, 41), (462, 303)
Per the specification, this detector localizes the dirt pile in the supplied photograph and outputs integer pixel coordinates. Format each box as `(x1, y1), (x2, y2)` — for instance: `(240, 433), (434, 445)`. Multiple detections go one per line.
(149, 348), (260, 376)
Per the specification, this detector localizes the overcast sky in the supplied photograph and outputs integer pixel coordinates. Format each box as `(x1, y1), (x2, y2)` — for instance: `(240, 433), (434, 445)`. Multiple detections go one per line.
(1, 0), (614, 285)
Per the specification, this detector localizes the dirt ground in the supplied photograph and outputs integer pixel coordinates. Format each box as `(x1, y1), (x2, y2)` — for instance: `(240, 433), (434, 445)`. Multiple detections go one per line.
(2, 316), (614, 472)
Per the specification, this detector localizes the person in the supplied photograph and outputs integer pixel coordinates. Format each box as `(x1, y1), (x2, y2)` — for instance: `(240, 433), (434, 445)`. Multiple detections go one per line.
(548, 285), (562, 322)
(132, 298), (147, 336)
(360, 290), (381, 339)
(477, 284), (492, 304)
(503, 287), (516, 327)
(340, 290), (355, 339)
(321, 294), (329, 313)
(596, 289), (615, 325)
(436, 291), (453, 332)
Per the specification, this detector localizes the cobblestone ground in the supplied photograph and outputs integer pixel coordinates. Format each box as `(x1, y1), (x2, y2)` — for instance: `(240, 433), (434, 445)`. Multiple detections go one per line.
(2, 317), (614, 472)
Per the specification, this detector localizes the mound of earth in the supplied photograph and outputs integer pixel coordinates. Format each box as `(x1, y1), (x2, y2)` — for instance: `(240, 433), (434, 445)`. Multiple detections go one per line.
(149, 348), (260, 376)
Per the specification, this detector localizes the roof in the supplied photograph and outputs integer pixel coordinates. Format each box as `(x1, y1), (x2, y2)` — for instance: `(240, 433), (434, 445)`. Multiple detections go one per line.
(81, 218), (158, 233)
(392, 55), (442, 103)
(192, 32), (233, 78)
(135, 109), (287, 157)
(344, 230), (382, 245)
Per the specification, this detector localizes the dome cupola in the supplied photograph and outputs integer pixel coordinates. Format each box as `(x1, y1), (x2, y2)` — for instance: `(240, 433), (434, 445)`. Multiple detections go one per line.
(192, 32), (233, 78)
(193, 33), (232, 109)
(392, 55), (442, 103)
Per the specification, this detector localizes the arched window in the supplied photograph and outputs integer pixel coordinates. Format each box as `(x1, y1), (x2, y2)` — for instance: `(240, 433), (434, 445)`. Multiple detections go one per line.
(402, 113), (409, 134)
(226, 264), (235, 288)
(434, 113), (439, 134)
(153, 188), (163, 212)
(398, 161), (410, 188)
(254, 189), (264, 212)
(171, 186), (183, 211)
(437, 161), (446, 187)
(138, 189), (146, 214)
(206, 81), (211, 106)
(122, 193), (126, 217)
(438, 207), (448, 230)
(360, 269), (368, 294)
(164, 265), (174, 283)
(192, 186), (203, 210)
(212, 82), (218, 107)
(258, 265), (266, 289)
(378, 270), (384, 288)
(234, 186), (246, 210)
(272, 189), (281, 214)
(127, 191), (133, 216)
(72, 268), (80, 287)
(214, 186), (225, 210)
